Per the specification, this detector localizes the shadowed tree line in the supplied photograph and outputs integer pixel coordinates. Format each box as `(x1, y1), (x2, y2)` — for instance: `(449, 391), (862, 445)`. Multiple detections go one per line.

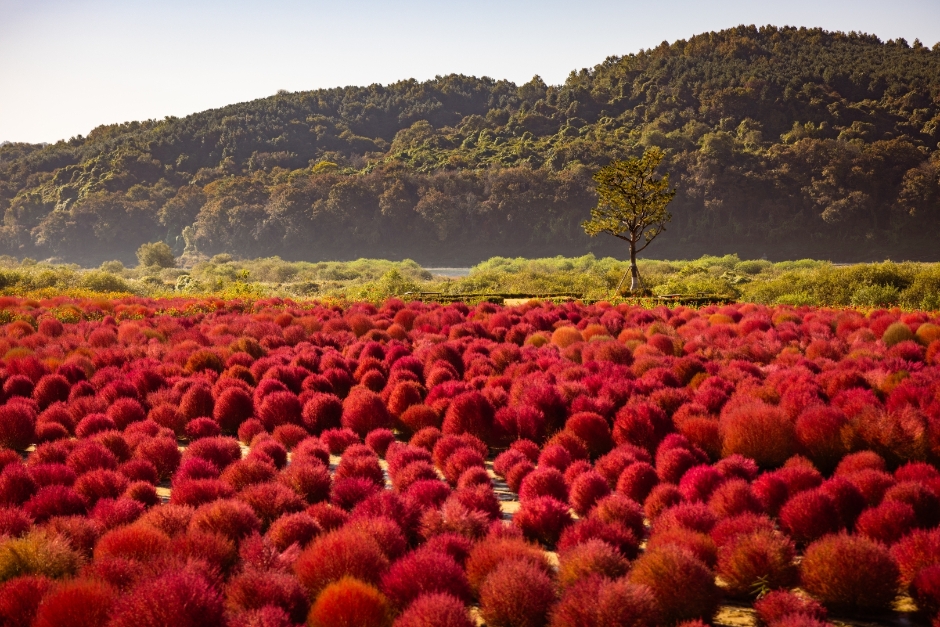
(1, 25), (940, 265)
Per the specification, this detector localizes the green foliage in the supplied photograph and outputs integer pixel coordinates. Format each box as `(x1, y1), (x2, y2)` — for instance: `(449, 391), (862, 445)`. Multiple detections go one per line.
(137, 242), (176, 268)
(583, 148), (675, 248)
(0, 531), (83, 583)
(0, 27), (938, 264)
(79, 270), (134, 293)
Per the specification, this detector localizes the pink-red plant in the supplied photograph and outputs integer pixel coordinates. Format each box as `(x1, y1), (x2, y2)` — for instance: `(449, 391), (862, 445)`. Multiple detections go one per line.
(800, 532), (900, 611)
(628, 545), (720, 625)
(479, 559), (556, 627)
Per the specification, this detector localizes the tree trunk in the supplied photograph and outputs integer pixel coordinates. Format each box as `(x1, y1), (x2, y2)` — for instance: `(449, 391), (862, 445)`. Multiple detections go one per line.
(629, 241), (643, 291)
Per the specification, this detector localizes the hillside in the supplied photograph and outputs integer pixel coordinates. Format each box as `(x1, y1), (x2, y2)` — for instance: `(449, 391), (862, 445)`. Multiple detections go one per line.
(1, 25), (939, 265)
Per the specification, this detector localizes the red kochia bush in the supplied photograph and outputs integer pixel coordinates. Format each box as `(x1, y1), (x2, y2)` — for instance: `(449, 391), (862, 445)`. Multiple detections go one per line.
(720, 402), (795, 468)
(778, 490), (841, 545)
(225, 568), (310, 624)
(380, 548), (472, 609)
(855, 500), (917, 545)
(267, 512), (321, 551)
(214, 387), (255, 433)
(800, 533), (900, 611)
(0, 403), (35, 450)
(184, 436), (242, 470)
(628, 546), (720, 625)
(25, 485), (86, 521)
(32, 579), (116, 627)
(190, 498), (262, 541)
(569, 470), (611, 516)
(293, 527), (390, 596)
(108, 567), (226, 627)
(564, 412), (613, 457)
(0, 575), (53, 627)
(479, 559), (556, 627)
(94, 525), (171, 562)
(307, 577), (392, 627)
(278, 461), (331, 504)
(513, 496), (573, 546)
(342, 387), (392, 437)
(557, 537), (630, 587)
(107, 398), (147, 430)
(442, 392), (496, 442)
(717, 530), (798, 597)
(257, 391), (302, 431)
(519, 467), (568, 503)
(550, 575), (659, 627)
(753, 590), (828, 625)
(135, 437), (181, 480)
(393, 593), (473, 627)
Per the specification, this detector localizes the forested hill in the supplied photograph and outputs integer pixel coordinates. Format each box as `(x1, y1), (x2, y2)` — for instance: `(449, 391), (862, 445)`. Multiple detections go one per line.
(2, 24), (940, 266)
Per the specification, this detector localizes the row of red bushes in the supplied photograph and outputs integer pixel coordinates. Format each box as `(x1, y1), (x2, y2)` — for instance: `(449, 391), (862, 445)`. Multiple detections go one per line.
(0, 295), (939, 626)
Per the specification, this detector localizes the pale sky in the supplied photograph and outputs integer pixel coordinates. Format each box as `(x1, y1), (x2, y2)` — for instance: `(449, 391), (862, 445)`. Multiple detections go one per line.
(1, 0), (939, 144)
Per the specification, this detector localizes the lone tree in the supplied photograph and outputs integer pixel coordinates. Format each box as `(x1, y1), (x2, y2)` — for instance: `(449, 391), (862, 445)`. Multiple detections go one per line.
(582, 148), (675, 293)
(136, 241), (176, 268)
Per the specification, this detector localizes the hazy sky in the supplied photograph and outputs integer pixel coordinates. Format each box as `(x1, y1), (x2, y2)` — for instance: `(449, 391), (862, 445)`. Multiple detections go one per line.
(2, 0), (939, 144)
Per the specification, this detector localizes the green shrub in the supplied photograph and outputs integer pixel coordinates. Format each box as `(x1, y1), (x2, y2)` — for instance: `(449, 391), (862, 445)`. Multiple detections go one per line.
(80, 271), (133, 293)
(0, 531), (83, 583)
(136, 242), (176, 268)
(851, 284), (900, 307)
(883, 322), (915, 346)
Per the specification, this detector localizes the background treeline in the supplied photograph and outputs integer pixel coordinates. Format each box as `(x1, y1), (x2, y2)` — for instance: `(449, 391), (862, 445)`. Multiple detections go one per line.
(3, 253), (940, 311)
(2, 24), (940, 265)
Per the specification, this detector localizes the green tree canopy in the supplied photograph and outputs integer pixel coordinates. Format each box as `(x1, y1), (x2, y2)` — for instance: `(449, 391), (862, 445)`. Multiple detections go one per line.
(583, 148), (675, 291)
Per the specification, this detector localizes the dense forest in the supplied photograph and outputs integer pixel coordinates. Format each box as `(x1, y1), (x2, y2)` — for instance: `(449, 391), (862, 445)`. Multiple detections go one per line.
(2, 25), (940, 266)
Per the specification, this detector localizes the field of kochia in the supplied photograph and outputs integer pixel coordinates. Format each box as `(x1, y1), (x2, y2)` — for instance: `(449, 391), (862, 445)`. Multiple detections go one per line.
(1, 294), (939, 627)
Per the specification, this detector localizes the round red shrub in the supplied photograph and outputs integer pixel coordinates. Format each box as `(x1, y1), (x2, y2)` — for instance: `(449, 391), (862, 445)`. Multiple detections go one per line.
(679, 464), (726, 502)
(179, 384), (215, 421)
(708, 479), (762, 518)
(513, 495), (573, 546)
(238, 481), (306, 529)
(537, 444), (572, 472)
(134, 437), (181, 481)
(214, 387), (255, 433)
(709, 513), (777, 548)
(170, 478), (234, 507)
(258, 391), (302, 431)
(628, 545), (720, 625)
(855, 500), (917, 544)
(720, 402), (795, 468)
(184, 436), (242, 470)
(24, 484), (86, 522)
(32, 579), (115, 627)
(307, 577), (392, 627)
(365, 429), (395, 457)
(190, 498), (262, 541)
(655, 502), (717, 535)
(226, 568), (310, 624)
(0, 404), (35, 450)
(717, 530), (798, 597)
(75, 469), (129, 505)
(912, 564), (940, 615)
(249, 438), (288, 469)
(465, 536), (552, 593)
(107, 397), (147, 430)
(556, 538), (630, 588)
(75, 413), (116, 438)
(800, 532), (900, 611)
(569, 470), (610, 516)
(108, 567), (225, 627)
(94, 524), (171, 562)
(616, 461), (659, 502)
(0, 575), (52, 627)
(479, 559), (556, 627)
(342, 388), (392, 438)
(267, 512), (321, 551)
(779, 489), (841, 545)
(293, 527), (389, 596)
(884, 481), (940, 528)
(891, 528), (940, 586)
(393, 593), (473, 627)
(519, 467), (568, 503)
(644, 483), (683, 520)
(221, 458), (277, 491)
(279, 461), (331, 504)
(186, 417), (221, 440)
(33, 375), (71, 410)
(557, 517), (640, 559)
(238, 419), (266, 445)
(381, 548), (472, 609)
(564, 412), (613, 457)
(550, 575), (658, 627)
(753, 590), (828, 625)
(321, 428), (361, 454)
